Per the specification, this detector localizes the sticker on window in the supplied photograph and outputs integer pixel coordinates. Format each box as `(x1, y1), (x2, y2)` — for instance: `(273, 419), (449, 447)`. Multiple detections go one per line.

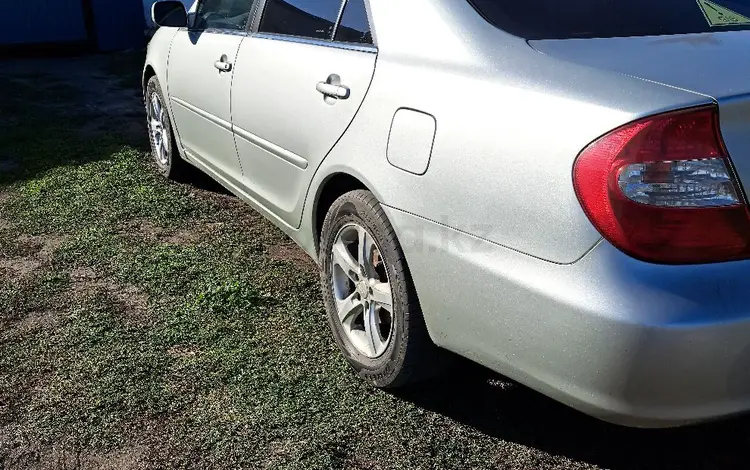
(697, 0), (750, 26)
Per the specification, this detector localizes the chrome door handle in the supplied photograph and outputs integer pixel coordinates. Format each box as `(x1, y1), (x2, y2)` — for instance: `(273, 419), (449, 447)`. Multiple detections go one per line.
(214, 55), (232, 72)
(214, 60), (232, 72)
(316, 82), (350, 99)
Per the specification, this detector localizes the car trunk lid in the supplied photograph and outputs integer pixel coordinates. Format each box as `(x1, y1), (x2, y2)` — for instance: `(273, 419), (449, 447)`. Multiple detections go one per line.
(529, 31), (750, 99)
(530, 31), (750, 197)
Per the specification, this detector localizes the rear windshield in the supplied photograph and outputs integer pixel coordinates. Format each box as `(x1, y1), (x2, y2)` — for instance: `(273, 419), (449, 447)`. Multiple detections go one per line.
(468, 0), (750, 39)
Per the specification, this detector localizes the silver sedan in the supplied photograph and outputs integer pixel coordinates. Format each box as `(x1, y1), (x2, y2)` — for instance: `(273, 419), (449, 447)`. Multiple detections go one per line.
(144, 0), (750, 427)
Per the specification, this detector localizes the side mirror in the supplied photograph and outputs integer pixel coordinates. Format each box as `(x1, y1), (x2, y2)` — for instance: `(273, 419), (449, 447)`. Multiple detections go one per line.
(152, 1), (188, 28)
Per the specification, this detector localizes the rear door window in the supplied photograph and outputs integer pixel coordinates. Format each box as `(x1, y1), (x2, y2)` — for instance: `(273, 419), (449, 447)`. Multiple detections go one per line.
(259, 0), (343, 40)
(468, 0), (750, 39)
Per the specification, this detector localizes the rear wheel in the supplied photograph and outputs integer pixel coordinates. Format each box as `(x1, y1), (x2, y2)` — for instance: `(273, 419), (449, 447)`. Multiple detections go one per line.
(320, 190), (443, 388)
(145, 76), (186, 180)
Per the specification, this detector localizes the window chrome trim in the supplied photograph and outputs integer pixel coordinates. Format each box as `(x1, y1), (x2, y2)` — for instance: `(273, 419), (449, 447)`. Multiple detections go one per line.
(247, 0), (265, 33)
(249, 0), (269, 32)
(181, 26), (250, 36)
(198, 27), (249, 36)
(331, 0), (348, 41)
(253, 32), (376, 53)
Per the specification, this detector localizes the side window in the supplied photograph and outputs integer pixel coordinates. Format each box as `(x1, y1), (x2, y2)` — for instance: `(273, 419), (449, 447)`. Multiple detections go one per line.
(259, 0), (343, 40)
(334, 0), (372, 44)
(195, 0), (256, 31)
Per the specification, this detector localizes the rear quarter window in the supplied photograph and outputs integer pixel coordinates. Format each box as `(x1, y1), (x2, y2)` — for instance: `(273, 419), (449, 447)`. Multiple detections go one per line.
(467, 0), (750, 39)
(334, 0), (373, 44)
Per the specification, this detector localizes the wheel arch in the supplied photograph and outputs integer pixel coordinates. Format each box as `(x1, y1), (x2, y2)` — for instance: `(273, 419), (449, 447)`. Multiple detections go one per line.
(312, 172), (371, 254)
(142, 64), (157, 98)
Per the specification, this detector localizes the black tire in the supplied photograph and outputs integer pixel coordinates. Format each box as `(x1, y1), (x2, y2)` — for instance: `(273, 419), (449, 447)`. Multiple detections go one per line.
(145, 76), (187, 180)
(320, 190), (443, 388)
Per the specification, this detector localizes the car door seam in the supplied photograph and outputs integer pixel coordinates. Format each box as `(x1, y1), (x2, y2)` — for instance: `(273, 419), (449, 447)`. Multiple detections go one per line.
(164, 28), (185, 155)
(298, 50), (380, 231)
(229, 35), (247, 175)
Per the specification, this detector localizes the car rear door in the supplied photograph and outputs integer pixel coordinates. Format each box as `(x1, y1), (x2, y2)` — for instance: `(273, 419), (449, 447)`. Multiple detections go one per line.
(168, 0), (258, 182)
(231, 0), (377, 227)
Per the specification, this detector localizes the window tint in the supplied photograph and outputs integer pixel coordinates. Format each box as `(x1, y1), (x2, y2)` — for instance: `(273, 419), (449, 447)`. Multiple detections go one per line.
(195, 0), (256, 30)
(468, 0), (750, 39)
(334, 0), (372, 44)
(259, 0), (343, 40)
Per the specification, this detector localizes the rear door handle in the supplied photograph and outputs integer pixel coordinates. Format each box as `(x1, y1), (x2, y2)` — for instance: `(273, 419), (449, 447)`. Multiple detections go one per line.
(214, 54), (232, 72)
(316, 82), (350, 99)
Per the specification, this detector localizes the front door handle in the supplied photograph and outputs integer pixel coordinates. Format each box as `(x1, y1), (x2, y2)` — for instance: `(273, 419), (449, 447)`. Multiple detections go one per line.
(316, 82), (350, 99)
(214, 54), (232, 72)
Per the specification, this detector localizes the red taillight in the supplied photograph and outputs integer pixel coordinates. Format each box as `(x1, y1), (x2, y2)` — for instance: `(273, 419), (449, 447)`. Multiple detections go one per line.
(573, 106), (750, 264)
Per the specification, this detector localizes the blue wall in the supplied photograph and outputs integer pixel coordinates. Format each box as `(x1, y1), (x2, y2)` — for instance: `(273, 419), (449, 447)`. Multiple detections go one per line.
(2, 0), (146, 51)
(2, 0), (87, 45)
(92, 0), (146, 51)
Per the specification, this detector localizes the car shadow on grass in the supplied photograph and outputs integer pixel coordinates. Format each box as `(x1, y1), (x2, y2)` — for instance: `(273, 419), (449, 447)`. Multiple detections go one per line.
(0, 52), (236, 200)
(180, 165), (234, 196)
(395, 361), (750, 470)
(0, 54), (151, 186)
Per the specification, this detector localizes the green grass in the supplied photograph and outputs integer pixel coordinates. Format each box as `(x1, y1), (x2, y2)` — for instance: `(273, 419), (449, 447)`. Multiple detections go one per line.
(4, 52), (743, 470)
(1, 53), (532, 470)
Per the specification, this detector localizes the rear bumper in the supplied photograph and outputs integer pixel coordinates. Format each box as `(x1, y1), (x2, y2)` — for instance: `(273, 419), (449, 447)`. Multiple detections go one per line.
(385, 206), (750, 428)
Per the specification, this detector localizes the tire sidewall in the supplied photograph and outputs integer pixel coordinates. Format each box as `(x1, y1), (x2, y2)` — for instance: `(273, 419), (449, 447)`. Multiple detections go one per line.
(145, 77), (175, 177)
(320, 193), (410, 387)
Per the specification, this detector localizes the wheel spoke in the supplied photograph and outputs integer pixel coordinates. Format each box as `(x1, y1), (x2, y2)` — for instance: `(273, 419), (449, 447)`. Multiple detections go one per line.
(161, 127), (170, 153)
(358, 226), (375, 277)
(370, 282), (392, 311)
(337, 292), (362, 327)
(363, 303), (386, 356)
(151, 94), (161, 119)
(332, 239), (359, 282)
(160, 140), (169, 163)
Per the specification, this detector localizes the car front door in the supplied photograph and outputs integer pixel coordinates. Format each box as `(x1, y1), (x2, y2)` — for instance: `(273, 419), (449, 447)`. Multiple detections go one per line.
(231, 0), (377, 227)
(167, 0), (257, 182)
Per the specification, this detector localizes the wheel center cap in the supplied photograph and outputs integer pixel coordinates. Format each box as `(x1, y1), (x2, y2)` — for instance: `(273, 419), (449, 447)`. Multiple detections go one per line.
(356, 281), (369, 300)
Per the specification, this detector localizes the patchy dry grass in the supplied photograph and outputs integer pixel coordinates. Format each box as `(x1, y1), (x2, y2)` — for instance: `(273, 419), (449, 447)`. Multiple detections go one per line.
(3, 52), (750, 470)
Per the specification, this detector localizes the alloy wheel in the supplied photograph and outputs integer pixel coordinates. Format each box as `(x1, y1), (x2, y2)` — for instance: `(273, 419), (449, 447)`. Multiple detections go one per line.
(331, 223), (394, 358)
(147, 92), (170, 166)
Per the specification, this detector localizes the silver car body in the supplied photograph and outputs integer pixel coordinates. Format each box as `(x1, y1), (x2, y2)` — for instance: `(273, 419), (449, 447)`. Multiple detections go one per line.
(145, 0), (750, 427)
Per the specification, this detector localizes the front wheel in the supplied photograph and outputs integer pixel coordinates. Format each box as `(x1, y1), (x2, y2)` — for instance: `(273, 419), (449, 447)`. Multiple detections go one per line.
(145, 76), (187, 180)
(319, 190), (443, 388)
